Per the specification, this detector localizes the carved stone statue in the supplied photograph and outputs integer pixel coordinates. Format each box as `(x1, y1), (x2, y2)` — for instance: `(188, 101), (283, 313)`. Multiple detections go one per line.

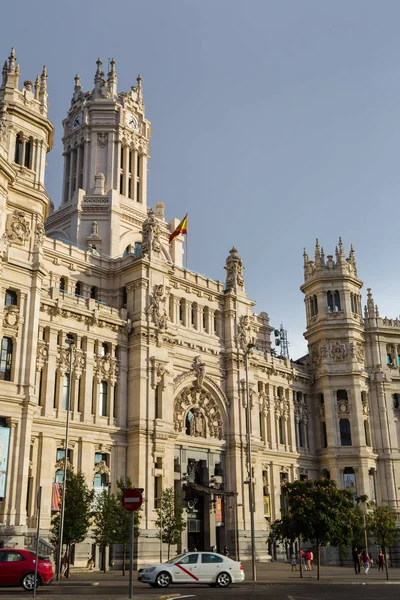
(91, 221), (99, 236)
(146, 284), (168, 331)
(225, 247), (244, 292)
(142, 209), (161, 258)
(237, 315), (251, 350)
(192, 356), (206, 390)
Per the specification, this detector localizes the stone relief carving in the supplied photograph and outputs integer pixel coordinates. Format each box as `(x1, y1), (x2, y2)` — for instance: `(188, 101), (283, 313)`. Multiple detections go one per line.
(294, 396), (308, 425)
(192, 356), (206, 390)
(330, 341), (347, 361)
(141, 209), (161, 258)
(7, 210), (30, 244)
(94, 353), (119, 385)
(337, 400), (350, 415)
(35, 219), (45, 246)
(350, 341), (364, 363)
(94, 460), (110, 475)
(36, 340), (49, 371)
(174, 386), (223, 440)
(72, 348), (86, 380)
(237, 315), (251, 350)
(225, 247), (244, 292)
(311, 343), (327, 366)
(0, 102), (8, 145)
(259, 392), (270, 414)
(97, 132), (108, 147)
(55, 458), (73, 471)
(274, 396), (290, 419)
(3, 305), (19, 330)
(146, 284), (168, 331)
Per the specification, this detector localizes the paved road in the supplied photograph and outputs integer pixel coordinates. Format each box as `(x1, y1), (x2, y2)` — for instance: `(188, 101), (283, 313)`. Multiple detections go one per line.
(1, 582), (400, 600)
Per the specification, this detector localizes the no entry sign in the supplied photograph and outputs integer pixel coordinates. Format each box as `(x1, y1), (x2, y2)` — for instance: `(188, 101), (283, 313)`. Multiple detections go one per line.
(121, 488), (143, 512)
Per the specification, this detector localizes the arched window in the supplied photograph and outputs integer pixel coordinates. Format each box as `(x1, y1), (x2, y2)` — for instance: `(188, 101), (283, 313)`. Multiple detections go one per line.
(123, 244), (132, 257)
(186, 409), (195, 435)
(179, 299), (184, 324)
(101, 342), (109, 356)
(24, 137), (32, 169)
(4, 289), (17, 306)
(61, 373), (70, 410)
(339, 419), (352, 446)
(278, 417), (285, 444)
(310, 295), (318, 317)
(0, 337), (13, 381)
(14, 134), (23, 165)
(327, 291), (334, 312)
(99, 380), (108, 416)
(59, 277), (66, 293)
(392, 394), (399, 409)
(334, 291), (341, 311)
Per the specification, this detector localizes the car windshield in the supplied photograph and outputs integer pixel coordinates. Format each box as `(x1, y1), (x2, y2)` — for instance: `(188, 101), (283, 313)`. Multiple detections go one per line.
(166, 554), (186, 564)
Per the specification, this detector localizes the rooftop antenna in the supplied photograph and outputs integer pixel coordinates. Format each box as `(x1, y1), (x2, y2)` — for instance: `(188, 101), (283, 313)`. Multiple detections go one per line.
(274, 324), (290, 359)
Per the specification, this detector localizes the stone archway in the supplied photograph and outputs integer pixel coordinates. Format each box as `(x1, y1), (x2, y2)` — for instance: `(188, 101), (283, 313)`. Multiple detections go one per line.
(174, 386), (224, 440)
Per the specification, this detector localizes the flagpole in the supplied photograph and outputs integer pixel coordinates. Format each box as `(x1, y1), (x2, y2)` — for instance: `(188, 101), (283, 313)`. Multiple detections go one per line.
(185, 214), (188, 270)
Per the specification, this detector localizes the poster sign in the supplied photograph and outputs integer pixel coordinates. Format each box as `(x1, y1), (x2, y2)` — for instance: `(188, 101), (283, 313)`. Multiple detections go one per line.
(343, 473), (357, 495)
(264, 495), (271, 518)
(0, 427), (11, 498)
(215, 495), (224, 526)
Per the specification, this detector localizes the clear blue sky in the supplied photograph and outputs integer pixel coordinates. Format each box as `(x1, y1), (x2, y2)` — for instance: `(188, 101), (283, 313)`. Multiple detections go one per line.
(3, 0), (400, 358)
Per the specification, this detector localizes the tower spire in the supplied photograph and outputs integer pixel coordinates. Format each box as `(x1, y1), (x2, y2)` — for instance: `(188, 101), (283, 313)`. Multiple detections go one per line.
(314, 238), (320, 262)
(8, 48), (16, 72)
(107, 58), (117, 96)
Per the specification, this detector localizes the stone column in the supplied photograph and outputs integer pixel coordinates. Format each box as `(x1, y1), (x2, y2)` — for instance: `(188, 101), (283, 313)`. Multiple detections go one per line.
(68, 148), (74, 200)
(44, 328), (58, 416)
(132, 149), (138, 200)
(1, 419), (18, 523)
(123, 146), (129, 197)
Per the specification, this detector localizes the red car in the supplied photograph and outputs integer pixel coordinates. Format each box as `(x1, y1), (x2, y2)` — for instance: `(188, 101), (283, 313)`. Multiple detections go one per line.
(0, 548), (54, 590)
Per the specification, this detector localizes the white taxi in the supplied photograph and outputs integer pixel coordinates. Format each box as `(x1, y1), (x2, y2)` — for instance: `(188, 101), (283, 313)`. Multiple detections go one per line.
(138, 551), (245, 588)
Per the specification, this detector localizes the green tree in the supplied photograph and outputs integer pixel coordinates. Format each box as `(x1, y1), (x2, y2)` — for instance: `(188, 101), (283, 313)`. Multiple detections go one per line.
(274, 479), (362, 580)
(154, 486), (186, 560)
(92, 489), (120, 572)
(367, 505), (399, 580)
(114, 478), (141, 576)
(51, 469), (94, 568)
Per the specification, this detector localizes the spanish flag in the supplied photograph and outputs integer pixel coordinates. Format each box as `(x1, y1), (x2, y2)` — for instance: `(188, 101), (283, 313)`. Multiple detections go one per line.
(169, 213), (188, 244)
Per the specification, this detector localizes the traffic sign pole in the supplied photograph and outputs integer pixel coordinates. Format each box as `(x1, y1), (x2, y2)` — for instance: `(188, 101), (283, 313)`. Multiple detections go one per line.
(129, 511), (134, 599)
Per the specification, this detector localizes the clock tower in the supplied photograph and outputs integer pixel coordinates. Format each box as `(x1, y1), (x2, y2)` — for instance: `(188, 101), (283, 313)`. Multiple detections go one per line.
(45, 58), (152, 257)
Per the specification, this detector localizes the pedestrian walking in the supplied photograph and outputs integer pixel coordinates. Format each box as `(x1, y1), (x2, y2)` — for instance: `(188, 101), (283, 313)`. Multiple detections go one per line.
(300, 549), (306, 570)
(352, 548), (360, 574)
(305, 550), (311, 571)
(61, 551), (69, 578)
(361, 550), (370, 575)
(309, 550), (314, 570)
(291, 553), (297, 571)
(378, 550), (385, 572)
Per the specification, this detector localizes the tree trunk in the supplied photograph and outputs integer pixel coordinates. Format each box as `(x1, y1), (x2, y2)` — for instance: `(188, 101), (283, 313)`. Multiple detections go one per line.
(317, 542), (320, 581)
(103, 546), (107, 573)
(385, 550), (389, 581)
(299, 538), (302, 578)
(122, 544), (126, 576)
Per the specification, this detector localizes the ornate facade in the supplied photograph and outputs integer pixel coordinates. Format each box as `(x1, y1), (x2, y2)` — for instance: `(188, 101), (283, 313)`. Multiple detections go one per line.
(0, 48), (399, 565)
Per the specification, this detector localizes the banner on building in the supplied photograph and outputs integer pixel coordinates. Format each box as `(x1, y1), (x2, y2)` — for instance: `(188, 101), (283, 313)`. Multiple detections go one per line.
(343, 473), (357, 495)
(263, 495), (271, 518)
(0, 427), (11, 499)
(215, 495), (224, 526)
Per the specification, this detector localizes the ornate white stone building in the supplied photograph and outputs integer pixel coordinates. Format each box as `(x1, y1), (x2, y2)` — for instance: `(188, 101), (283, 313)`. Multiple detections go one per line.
(0, 48), (399, 564)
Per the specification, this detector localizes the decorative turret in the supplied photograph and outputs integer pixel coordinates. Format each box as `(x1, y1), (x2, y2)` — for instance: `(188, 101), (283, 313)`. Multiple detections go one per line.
(0, 47), (54, 218)
(303, 237), (358, 282)
(45, 55), (151, 258)
(225, 247), (245, 293)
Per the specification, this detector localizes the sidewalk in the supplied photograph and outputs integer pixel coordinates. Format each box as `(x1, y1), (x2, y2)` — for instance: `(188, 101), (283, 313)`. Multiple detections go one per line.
(66, 560), (400, 584)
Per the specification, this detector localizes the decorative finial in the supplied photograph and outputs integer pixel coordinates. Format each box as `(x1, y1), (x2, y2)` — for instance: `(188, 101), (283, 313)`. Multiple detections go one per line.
(137, 73), (142, 88)
(303, 248), (309, 265)
(8, 48), (16, 72)
(314, 238), (320, 260)
(74, 73), (82, 91)
(34, 75), (40, 99)
(320, 246), (325, 264)
(96, 58), (103, 76)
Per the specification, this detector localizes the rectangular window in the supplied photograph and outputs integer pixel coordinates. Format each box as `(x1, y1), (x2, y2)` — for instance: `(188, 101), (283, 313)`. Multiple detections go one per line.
(278, 417), (285, 444)
(339, 419), (352, 446)
(100, 380), (108, 416)
(322, 421), (327, 448)
(155, 385), (161, 419)
(61, 373), (70, 410)
(0, 337), (13, 381)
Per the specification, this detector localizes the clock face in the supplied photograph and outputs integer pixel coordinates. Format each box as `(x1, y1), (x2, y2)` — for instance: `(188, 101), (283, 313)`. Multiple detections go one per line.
(72, 113), (82, 130)
(127, 113), (139, 131)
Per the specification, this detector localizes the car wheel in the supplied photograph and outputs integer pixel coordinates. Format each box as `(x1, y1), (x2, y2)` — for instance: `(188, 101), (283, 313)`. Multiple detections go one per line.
(155, 571), (172, 588)
(216, 571), (231, 587)
(22, 573), (38, 591)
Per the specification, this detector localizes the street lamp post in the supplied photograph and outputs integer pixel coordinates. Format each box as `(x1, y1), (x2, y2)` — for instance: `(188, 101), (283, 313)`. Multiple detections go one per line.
(56, 337), (74, 581)
(245, 343), (256, 582)
(155, 495), (163, 563)
(230, 500), (243, 561)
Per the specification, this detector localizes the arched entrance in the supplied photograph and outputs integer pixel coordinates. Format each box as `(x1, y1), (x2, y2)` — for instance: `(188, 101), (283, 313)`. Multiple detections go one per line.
(173, 378), (229, 552)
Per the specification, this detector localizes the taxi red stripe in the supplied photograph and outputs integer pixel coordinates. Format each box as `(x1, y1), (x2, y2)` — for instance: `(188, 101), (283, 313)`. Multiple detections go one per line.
(176, 563), (199, 581)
